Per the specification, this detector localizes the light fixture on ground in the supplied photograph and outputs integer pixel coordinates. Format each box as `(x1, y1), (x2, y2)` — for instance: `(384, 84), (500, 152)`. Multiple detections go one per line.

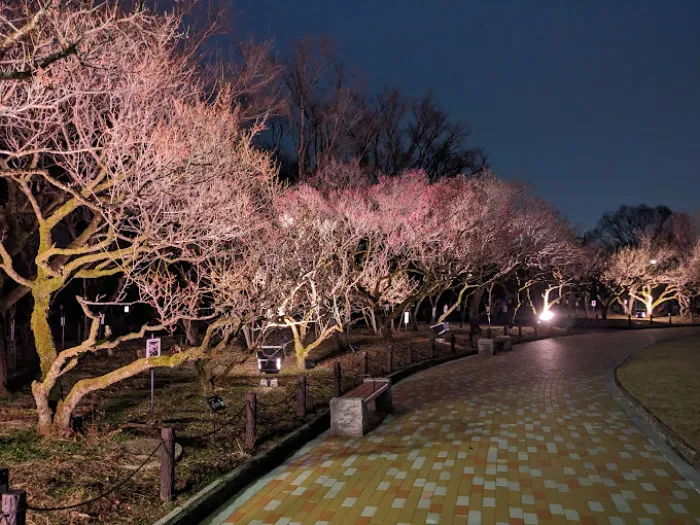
(539, 310), (555, 322)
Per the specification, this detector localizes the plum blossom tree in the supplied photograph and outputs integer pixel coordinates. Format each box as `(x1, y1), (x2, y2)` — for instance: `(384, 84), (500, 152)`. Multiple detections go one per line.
(603, 236), (689, 317)
(0, 2), (278, 432)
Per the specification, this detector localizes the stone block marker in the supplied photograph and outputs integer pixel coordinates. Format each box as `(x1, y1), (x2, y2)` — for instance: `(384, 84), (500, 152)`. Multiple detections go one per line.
(477, 338), (494, 356)
(330, 378), (392, 437)
(494, 335), (512, 352)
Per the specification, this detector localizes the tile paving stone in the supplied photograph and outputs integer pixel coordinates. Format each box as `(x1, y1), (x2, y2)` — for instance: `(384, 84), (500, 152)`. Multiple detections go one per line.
(207, 329), (700, 524)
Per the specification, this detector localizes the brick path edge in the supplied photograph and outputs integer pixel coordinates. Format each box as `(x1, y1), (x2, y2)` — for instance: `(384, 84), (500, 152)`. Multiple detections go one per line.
(606, 336), (700, 492)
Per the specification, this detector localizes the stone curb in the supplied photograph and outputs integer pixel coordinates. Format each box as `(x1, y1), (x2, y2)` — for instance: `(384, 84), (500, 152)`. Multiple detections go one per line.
(606, 340), (700, 493)
(153, 410), (330, 525)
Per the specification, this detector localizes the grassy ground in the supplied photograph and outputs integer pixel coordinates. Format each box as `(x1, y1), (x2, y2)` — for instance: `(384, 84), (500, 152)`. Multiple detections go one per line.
(617, 336), (700, 453)
(0, 323), (546, 524)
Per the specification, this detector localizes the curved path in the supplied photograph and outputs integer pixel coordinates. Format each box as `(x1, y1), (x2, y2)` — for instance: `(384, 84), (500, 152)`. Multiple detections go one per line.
(205, 329), (700, 524)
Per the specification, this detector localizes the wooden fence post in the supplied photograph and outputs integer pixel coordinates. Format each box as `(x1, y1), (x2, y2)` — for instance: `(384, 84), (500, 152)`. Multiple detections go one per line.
(429, 332), (435, 359)
(406, 342), (413, 366)
(297, 376), (307, 418)
(450, 333), (456, 354)
(518, 325), (522, 338)
(386, 345), (393, 373)
(245, 392), (256, 450)
(160, 428), (175, 502)
(360, 352), (368, 378)
(333, 362), (342, 397)
(2, 490), (26, 525)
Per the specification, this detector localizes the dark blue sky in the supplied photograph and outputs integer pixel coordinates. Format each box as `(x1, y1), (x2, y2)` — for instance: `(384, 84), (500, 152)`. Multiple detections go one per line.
(234, 0), (700, 230)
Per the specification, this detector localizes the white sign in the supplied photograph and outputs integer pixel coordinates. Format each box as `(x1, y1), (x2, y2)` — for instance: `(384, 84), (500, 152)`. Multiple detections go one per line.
(124, 305), (130, 313)
(99, 313), (105, 325)
(591, 300), (597, 307)
(443, 304), (448, 314)
(403, 311), (410, 325)
(146, 338), (161, 358)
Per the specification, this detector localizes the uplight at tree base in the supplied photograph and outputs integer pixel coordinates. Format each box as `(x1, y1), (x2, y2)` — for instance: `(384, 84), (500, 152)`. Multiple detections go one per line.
(539, 310), (555, 322)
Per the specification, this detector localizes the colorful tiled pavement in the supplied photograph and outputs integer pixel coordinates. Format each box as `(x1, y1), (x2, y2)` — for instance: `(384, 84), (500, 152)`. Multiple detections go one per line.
(205, 329), (700, 525)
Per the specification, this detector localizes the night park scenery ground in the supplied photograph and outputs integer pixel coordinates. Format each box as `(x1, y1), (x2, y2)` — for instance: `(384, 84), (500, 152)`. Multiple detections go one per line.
(2, 2), (700, 525)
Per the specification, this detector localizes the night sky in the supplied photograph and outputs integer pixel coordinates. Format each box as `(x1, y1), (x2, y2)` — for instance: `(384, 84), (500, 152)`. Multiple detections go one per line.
(235, 0), (700, 230)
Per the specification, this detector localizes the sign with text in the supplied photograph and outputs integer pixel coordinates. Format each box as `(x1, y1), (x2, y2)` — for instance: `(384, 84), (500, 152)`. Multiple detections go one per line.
(207, 395), (226, 412)
(146, 338), (161, 358)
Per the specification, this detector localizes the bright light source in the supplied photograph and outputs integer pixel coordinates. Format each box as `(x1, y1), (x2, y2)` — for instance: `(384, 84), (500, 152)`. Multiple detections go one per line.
(539, 310), (555, 322)
(650, 259), (657, 265)
(276, 358), (281, 370)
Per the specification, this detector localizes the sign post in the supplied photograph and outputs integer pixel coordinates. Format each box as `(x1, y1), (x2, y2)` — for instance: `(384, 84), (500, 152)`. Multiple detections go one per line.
(60, 305), (65, 351)
(0, 467), (8, 494)
(403, 311), (410, 331)
(98, 312), (105, 340)
(146, 338), (162, 420)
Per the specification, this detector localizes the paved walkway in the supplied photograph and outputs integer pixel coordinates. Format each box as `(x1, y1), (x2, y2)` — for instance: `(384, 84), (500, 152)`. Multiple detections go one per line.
(205, 329), (700, 524)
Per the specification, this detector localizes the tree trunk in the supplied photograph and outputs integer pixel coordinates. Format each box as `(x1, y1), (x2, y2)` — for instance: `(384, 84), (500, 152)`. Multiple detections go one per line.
(0, 329), (9, 396)
(31, 381), (54, 435)
(469, 286), (484, 334)
(82, 279), (90, 343)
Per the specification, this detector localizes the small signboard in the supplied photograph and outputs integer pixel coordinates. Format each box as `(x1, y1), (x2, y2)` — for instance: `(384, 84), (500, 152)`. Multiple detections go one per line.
(99, 312), (105, 325)
(260, 378), (269, 387)
(207, 395), (226, 412)
(591, 300), (597, 308)
(0, 468), (8, 494)
(443, 304), (448, 314)
(146, 338), (162, 358)
(270, 378), (279, 388)
(124, 305), (130, 313)
(403, 311), (410, 325)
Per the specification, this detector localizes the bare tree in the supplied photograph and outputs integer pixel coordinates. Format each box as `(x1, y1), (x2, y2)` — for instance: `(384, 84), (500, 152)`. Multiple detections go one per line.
(1, 1), (278, 432)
